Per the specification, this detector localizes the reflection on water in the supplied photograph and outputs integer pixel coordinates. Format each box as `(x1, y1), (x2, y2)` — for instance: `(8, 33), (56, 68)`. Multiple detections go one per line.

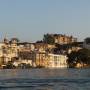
(0, 68), (90, 90)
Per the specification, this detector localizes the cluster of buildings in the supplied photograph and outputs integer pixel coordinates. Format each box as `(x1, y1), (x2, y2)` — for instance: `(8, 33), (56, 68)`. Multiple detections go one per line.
(48, 34), (77, 44)
(0, 34), (89, 69)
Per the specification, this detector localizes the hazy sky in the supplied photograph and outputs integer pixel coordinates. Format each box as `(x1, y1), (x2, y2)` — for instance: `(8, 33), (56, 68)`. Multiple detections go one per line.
(0, 0), (90, 42)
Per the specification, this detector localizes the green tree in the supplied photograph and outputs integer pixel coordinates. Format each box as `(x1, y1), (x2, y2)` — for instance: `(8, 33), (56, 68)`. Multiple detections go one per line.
(78, 49), (90, 64)
(43, 34), (55, 44)
(67, 51), (78, 68)
(11, 38), (20, 44)
(67, 49), (90, 68)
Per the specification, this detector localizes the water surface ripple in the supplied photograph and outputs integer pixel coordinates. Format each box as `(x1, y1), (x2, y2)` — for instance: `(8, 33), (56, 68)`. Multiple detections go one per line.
(0, 69), (89, 90)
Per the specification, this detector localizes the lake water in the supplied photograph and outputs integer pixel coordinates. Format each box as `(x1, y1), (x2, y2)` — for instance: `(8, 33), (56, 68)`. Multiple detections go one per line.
(0, 69), (90, 90)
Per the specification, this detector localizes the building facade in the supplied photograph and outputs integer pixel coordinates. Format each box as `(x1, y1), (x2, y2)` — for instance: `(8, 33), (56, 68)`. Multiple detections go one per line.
(46, 54), (68, 68)
(44, 34), (77, 45)
(53, 34), (77, 44)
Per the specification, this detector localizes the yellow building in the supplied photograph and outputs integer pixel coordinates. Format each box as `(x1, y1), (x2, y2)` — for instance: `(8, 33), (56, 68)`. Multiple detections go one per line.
(35, 52), (48, 67)
(35, 43), (55, 52)
(0, 38), (19, 65)
(49, 34), (77, 44)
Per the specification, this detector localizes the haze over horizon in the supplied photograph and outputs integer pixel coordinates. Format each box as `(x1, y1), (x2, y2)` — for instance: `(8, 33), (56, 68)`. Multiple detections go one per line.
(0, 0), (90, 42)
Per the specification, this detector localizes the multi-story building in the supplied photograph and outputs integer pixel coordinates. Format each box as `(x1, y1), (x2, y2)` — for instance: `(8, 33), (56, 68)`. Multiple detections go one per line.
(44, 34), (77, 45)
(35, 43), (55, 52)
(18, 42), (35, 52)
(0, 38), (19, 66)
(35, 52), (48, 67)
(46, 54), (68, 68)
(53, 34), (77, 44)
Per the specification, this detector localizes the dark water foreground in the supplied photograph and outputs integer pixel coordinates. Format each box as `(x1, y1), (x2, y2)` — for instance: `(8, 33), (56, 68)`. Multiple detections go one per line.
(0, 69), (90, 90)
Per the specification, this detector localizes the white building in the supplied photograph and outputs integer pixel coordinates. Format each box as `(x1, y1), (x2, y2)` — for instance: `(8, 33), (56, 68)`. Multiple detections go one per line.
(83, 38), (90, 49)
(46, 54), (68, 68)
(0, 40), (19, 65)
(13, 59), (33, 67)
